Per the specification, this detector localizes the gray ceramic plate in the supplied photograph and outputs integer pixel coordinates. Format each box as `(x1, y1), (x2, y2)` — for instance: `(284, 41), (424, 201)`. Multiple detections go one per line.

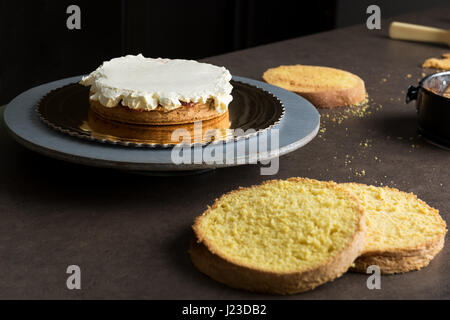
(3, 75), (320, 172)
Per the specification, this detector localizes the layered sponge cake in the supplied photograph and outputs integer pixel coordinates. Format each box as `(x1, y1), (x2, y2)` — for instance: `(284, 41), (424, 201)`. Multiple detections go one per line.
(80, 54), (233, 125)
(262, 65), (366, 108)
(190, 178), (447, 294)
(190, 178), (366, 294)
(342, 183), (447, 274)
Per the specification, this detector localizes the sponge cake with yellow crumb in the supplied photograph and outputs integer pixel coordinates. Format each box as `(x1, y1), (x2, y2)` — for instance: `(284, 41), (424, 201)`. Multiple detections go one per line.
(262, 65), (366, 108)
(190, 178), (366, 294)
(342, 183), (447, 274)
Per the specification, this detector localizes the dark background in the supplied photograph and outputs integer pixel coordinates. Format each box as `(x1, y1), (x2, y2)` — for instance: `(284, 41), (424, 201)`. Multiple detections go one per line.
(0, 0), (448, 105)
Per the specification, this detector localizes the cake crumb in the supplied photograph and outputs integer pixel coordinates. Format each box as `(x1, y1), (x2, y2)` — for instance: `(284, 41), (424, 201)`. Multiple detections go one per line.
(354, 169), (366, 177)
(359, 138), (372, 148)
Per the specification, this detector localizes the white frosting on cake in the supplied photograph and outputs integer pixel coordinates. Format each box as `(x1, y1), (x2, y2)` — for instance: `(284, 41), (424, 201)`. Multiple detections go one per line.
(80, 54), (233, 112)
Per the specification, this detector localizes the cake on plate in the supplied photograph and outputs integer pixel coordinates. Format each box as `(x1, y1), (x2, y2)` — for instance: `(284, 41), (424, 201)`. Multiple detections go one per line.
(80, 54), (233, 125)
(85, 108), (231, 145)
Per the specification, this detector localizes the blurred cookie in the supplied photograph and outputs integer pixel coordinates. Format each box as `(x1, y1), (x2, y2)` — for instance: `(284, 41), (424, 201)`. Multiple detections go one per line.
(422, 54), (450, 70)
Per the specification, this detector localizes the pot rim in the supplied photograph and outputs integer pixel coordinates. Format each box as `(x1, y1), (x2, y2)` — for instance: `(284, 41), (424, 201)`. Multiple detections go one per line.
(418, 70), (450, 102)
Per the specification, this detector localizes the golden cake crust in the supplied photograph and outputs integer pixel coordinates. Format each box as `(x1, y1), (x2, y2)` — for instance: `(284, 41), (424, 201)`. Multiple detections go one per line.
(351, 236), (445, 274)
(342, 183), (447, 274)
(262, 65), (367, 108)
(89, 99), (225, 125)
(422, 53), (450, 70)
(190, 178), (366, 294)
(87, 109), (230, 144)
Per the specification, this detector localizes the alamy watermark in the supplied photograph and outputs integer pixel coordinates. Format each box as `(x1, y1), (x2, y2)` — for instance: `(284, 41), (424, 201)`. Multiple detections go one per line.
(366, 5), (381, 30)
(66, 5), (81, 30)
(366, 265), (381, 290)
(66, 265), (81, 290)
(170, 122), (280, 175)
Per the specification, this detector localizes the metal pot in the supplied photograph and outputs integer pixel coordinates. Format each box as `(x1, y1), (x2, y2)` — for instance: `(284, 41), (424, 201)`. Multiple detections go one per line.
(406, 71), (450, 149)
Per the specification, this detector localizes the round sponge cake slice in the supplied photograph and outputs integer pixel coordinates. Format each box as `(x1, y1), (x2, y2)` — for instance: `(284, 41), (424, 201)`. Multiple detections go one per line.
(262, 65), (366, 108)
(190, 178), (366, 294)
(342, 183), (447, 274)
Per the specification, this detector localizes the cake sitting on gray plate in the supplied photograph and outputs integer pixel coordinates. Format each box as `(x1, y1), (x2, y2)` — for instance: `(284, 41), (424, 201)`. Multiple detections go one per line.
(80, 54), (233, 125)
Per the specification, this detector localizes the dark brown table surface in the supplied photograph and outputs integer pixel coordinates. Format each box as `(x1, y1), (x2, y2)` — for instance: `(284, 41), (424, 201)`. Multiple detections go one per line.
(1, 7), (449, 300)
